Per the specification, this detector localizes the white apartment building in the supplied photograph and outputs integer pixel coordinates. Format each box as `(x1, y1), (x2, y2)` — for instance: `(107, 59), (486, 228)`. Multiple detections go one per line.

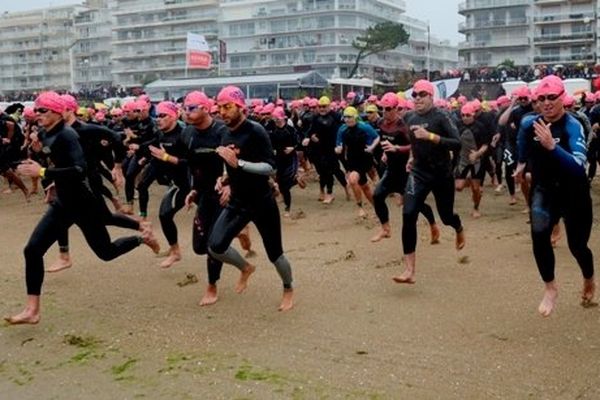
(459, 0), (597, 68)
(72, 0), (113, 91)
(219, 0), (458, 81)
(109, 0), (220, 88)
(0, 5), (84, 93)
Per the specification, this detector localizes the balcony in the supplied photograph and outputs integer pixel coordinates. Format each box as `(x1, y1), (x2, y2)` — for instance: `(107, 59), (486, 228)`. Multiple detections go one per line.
(534, 31), (594, 44)
(112, 47), (186, 60)
(533, 0), (569, 5)
(459, 37), (529, 49)
(533, 53), (595, 63)
(459, 17), (528, 31)
(533, 12), (596, 24)
(459, 0), (529, 14)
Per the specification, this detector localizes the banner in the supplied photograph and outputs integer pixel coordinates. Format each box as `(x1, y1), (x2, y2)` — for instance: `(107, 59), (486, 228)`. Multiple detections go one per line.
(404, 78), (461, 99)
(186, 33), (211, 69)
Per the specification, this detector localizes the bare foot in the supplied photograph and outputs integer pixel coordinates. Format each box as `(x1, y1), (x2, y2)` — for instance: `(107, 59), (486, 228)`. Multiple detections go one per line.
(538, 285), (558, 317)
(392, 269), (416, 284)
(142, 231), (160, 254)
(430, 224), (440, 244)
(46, 254), (73, 273)
(581, 278), (597, 308)
(160, 253), (182, 268)
(509, 197), (517, 205)
(199, 284), (218, 306)
(4, 310), (40, 325)
(370, 228), (391, 243)
(318, 193), (325, 202)
(279, 289), (294, 311)
(121, 204), (134, 215)
(551, 226), (561, 248)
(471, 209), (481, 219)
(235, 264), (256, 293)
(323, 194), (335, 204)
(455, 229), (466, 250)
(357, 208), (367, 219)
(111, 197), (123, 211)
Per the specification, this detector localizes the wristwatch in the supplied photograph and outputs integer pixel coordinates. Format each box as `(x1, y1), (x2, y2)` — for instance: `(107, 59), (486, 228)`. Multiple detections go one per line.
(237, 159), (246, 169)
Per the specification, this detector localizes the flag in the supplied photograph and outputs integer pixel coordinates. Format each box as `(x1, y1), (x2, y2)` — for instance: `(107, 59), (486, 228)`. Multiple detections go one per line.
(186, 33), (212, 69)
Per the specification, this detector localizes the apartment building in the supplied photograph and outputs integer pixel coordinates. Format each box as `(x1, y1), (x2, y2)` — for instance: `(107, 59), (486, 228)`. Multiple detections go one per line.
(72, 0), (113, 91)
(109, 0), (220, 88)
(219, 0), (458, 81)
(0, 5), (83, 92)
(459, 0), (598, 67)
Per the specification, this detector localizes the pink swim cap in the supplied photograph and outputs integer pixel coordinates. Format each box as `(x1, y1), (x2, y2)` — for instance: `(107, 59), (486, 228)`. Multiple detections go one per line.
(536, 75), (565, 99)
(378, 92), (399, 108)
(217, 86), (246, 108)
(184, 91), (211, 108)
(272, 107), (286, 120)
(412, 80), (435, 96)
(35, 91), (66, 114)
(60, 94), (78, 112)
(156, 101), (179, 118)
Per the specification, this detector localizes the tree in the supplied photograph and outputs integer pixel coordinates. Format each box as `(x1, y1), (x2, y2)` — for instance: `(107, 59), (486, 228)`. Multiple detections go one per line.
(348, 22), (410, 79)
(497, 58), (516, 71)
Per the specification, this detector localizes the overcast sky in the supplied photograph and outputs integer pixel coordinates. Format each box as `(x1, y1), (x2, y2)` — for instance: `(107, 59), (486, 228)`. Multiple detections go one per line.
(2, 0), (463, 44)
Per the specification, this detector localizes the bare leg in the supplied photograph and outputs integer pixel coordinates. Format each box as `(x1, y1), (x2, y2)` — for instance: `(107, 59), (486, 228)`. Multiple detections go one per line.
(5, 295), (41, 325)
(160, 244), (182, 268)
(550, 223), (561, 247)
(199, 284), (218, 306)
(538, 280), (558, 317)
(456, 229), (466, 250)
(581, 277), (597, 308)
(47, 251), (72, 273)
(471, 182), (482, 218)
(393, 252), (416, 284)
(430, 223), (440, 244)
(236, 263), (256, 293)
(279, 288), (294, 311)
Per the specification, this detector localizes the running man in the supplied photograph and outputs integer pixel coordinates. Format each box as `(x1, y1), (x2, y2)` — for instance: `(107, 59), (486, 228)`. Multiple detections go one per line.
(208, 86), (294, 311)
(5, 92), (156, 325)
(393, 80), (465, 284)
(515, 75), (595, 317)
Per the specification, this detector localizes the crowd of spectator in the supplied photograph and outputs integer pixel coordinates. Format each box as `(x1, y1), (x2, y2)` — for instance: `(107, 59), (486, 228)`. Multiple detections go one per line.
(440, 63), (598, 83)
(0, 85), (143, 103)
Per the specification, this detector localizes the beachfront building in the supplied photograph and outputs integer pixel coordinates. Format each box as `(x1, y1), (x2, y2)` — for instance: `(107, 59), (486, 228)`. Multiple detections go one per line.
(0, 5), (84, 93)
(109, 0), (220, 88)
(218, 0), (458, 81)
(458, 0), (597, 67)
(72, 0), (113, 91)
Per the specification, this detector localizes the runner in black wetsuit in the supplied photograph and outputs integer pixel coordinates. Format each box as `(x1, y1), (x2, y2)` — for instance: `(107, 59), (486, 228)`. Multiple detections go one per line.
(455, 102), (491, 218)
(176, 91), (229, 306)
(0, 111), (30, 200)
(5, 92), (156, 325)
(208, 86), (294, 311)
(370, 93), (440, 244)
(47, 94), (158, 273)
(515, 75), (595, 317)
(144, 102), (191, 268)
(393, 80), (465, 285)
(269, 106), (301, 217)
(498, 85), (534, 207)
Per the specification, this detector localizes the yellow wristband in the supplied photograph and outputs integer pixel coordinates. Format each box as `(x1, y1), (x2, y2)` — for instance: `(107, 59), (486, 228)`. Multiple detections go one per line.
(39, 167), (46, 178)
(429, 133), (435, 142)
(162, 153), (170, 162)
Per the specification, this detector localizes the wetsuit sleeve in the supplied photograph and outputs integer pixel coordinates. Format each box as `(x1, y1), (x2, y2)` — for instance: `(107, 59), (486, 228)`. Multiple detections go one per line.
(517, 115), (536, 163)
(551, 117), (587, 176)
(437, 112), (461, 151)
(90, 124), (126, 163)
(240, 161), (275, 176)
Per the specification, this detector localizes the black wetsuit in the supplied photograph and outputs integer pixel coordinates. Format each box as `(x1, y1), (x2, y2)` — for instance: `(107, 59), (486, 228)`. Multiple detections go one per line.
(24, 122), (141, 295)
(402, 107), (463, 254)
(518, 113), (593, 283)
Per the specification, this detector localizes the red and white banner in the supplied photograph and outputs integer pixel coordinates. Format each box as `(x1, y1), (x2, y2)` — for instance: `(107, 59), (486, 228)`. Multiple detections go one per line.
(186, 33), (212, 69)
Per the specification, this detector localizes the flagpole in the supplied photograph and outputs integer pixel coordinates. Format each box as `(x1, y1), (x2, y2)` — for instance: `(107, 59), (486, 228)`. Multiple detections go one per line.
(426, 21), (431, 81)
